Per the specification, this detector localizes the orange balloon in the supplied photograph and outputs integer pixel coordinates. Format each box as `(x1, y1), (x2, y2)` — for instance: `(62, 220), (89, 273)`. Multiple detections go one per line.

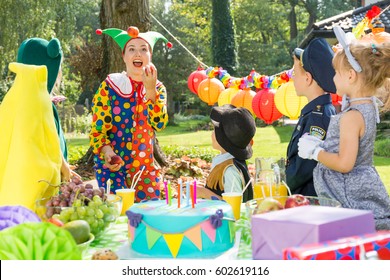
(231, 88), (256, 115)
(197, 78), (225, 106)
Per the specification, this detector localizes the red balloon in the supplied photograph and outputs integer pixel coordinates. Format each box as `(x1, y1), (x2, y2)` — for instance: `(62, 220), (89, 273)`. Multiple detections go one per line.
(252, 88), (283, 125)
(187, 67), (208, 95)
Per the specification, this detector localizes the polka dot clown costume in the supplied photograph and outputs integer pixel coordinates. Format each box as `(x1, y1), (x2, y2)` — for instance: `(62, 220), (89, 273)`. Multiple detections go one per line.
(90, 26), (171, 202)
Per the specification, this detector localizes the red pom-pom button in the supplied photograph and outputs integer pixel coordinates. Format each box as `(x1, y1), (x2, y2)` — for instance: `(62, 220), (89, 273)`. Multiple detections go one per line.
(166, 42), (173, 48)
(127, 26), (139, 37)
(96, 29), (102, 35)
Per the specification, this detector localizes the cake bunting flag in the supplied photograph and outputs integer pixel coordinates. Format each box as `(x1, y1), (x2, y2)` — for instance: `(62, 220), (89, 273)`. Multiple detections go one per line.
(184, 225), (203, 251)
(146, 227), (162, 249)
(200, 220), (217, 243)
(229, 221), (235, 243)
(128, 223), (135, 241)
(163, 234), (184, 258)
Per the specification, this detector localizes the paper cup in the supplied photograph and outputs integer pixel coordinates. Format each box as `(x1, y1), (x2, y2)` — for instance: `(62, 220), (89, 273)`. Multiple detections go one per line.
(115, 188), (135, 215)
(222, 192), (242, 220)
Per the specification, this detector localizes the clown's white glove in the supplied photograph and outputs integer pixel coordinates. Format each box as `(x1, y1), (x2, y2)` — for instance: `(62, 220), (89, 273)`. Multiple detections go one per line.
(298, 134), (324, 161)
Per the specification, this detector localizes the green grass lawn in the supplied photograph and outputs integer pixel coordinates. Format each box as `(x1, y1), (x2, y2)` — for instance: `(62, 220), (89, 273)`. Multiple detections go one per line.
(67, 122), (390, 192)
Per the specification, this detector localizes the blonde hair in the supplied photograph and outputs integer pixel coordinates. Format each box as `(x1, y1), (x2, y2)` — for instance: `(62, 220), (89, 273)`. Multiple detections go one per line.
(377, 78), (390, 112)
(333, 42), (390, 105)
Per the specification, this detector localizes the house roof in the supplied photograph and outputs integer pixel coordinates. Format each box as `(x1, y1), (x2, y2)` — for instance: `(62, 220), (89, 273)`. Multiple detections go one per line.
(299, 0), (390, 48)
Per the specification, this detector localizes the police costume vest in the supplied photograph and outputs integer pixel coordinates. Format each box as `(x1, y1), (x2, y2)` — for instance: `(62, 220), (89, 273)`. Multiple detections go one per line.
(285, 94), (335, 196)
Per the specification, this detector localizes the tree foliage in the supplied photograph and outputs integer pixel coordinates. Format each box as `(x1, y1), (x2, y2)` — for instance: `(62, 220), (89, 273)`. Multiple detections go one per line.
(211, 0), (238, 75)
(1, 0), (357, 112)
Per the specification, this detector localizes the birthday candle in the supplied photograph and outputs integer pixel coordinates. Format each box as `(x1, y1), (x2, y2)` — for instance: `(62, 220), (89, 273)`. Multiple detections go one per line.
(194, 179), (197, 204)
(186, 181), (190, 206)
(178, 179), (182, 208)
(164, 181), (168, 204)
(168, 180), (172, 206)
(190, 183), (194, 208)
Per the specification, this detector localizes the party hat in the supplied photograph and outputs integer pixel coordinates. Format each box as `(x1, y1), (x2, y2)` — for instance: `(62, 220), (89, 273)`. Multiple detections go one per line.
(96, 26), (172, 52)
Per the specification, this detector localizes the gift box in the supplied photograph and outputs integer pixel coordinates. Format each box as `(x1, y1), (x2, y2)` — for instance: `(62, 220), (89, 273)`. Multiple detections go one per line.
(251, 206), (376, 260)
(283, 231), (390, 260)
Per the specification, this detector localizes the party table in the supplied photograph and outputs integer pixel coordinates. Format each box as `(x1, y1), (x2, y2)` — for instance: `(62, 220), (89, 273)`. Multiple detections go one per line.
(85, 207), (253, 260)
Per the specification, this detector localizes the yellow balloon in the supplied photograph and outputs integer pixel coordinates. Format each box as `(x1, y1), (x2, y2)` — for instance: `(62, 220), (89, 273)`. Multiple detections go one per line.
(0, 63), (62, 210)
(274, 81), (308, 120)
(218, 87), (239, 106)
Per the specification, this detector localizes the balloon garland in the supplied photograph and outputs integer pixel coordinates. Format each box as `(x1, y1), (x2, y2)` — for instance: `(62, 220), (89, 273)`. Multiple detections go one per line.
(186, 4), (390, 125)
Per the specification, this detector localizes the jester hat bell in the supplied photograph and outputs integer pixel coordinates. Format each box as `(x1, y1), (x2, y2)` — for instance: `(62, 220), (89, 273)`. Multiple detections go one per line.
(96, 26), (172, 52)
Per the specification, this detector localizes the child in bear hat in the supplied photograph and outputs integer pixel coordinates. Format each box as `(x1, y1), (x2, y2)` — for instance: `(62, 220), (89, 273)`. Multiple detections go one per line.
(17, 37), (80, 182)
(197, 104), (256, 202)
(285, 38), (337, 197)
(90, 26), (171, 201)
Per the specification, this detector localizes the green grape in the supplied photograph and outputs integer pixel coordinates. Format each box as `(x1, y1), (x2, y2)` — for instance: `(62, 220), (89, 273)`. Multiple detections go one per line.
(70, 211), (79, 221)
(86, 208), (95, 217)
(99, 204), (109, 214)
(76, 206), (86, 217)
(90, 220), (98, 230)
(52, 214), (61, 220)
(95, 209), (104, 219)
(73, 199), (82, 207)
(59, 208), (72, 222)
(88, 201), (96, 208)
(85, 216), (95, 225)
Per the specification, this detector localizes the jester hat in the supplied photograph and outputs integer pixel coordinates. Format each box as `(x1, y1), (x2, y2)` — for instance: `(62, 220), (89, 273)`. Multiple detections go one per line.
(96, 26), (172, 52)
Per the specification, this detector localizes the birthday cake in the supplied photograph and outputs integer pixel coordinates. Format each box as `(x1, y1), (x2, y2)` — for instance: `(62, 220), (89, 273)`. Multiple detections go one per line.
(126, 199), (235, 258)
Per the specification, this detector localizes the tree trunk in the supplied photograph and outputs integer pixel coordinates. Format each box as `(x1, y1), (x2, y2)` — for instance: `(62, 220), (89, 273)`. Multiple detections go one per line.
(79, 0), (167, 174)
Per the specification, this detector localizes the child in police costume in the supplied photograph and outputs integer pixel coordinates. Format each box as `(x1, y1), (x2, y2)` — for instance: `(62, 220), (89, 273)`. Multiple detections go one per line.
(285, 38), (337, 196)
(196, 104), (255, 202)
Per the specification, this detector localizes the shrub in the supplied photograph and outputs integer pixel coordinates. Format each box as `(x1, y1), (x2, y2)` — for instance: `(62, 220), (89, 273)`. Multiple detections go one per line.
(374, 138), (390, 158)
(161, 145), (217, 162)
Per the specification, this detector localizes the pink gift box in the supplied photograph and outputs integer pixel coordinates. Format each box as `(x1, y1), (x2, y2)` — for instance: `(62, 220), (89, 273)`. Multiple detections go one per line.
(251, 206), (376, 260)
(283, 231), (390, 260)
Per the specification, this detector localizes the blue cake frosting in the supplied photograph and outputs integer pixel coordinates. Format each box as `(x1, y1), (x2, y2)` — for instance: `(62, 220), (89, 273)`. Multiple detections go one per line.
(126, 199), (235, 258)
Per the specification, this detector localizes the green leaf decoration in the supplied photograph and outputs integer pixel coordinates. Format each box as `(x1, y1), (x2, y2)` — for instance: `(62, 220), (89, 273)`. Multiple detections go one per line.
(0, 222), (81, 260)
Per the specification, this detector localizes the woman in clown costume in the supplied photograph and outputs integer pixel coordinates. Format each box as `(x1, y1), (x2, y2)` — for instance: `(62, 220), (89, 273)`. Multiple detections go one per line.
(90, 26), (170, 202)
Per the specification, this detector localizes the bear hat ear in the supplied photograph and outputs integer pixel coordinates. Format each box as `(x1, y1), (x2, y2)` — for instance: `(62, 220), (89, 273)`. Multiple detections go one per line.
(47, 38), (62, 59)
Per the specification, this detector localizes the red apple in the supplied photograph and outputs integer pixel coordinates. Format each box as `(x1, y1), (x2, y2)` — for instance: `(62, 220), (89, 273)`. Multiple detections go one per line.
(47, 217), (64, 227)
(109, 155), (124, 165)
(254, 197), (284, 214)
(284, 194), (310, 209)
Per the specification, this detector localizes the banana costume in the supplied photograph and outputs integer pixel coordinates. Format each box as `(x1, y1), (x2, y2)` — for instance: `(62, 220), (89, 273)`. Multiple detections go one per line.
(0, 63), (62, 210)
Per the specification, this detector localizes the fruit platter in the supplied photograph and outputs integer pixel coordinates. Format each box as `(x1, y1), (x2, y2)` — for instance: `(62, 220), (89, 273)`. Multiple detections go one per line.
(35, 178), (122, 235)
(245, 194), (341, 218)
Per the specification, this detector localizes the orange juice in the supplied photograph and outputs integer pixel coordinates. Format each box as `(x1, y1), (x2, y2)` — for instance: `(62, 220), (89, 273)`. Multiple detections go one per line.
(253, 183), (288, 199)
